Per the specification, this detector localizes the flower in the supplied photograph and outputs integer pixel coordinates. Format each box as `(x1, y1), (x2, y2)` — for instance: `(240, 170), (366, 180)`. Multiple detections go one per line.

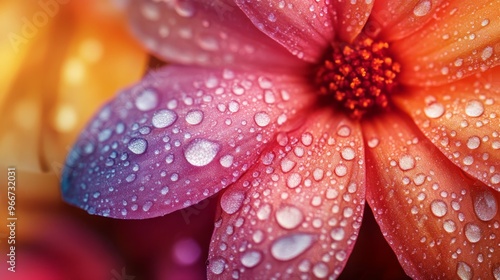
(61, 0), (500, 279)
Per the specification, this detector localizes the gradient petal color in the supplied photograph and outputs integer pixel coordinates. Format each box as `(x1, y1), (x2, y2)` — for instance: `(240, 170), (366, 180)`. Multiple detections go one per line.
(208, 108), (365, 279)
(235, 0), (336, 63)
(126, 0), (301, 70)
(394, 70), (500, 191)
(369, 0), (445, 41)
(391, 0), (500, 86)
(363, 112), (500, 279)
(62, 66), (316, 218)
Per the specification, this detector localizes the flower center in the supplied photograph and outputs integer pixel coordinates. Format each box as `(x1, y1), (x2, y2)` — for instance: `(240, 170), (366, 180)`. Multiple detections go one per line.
(314, 36), (400, 119)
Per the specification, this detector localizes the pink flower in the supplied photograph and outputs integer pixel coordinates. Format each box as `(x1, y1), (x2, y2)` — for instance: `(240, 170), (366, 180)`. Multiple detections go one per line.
(62, 0), (500, 279)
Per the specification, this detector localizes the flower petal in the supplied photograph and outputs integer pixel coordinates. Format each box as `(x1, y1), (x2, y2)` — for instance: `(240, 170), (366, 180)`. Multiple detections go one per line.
(208, 108), (366, 279)
(363, 112), (500, 279)
(125, 0), (301, 70)
(235, 0), (334, 63)
(391, 0), (500, 86)
(368, 0), (446, 41)
(394, 70), (500, 191)
(61, 66), (315, 219)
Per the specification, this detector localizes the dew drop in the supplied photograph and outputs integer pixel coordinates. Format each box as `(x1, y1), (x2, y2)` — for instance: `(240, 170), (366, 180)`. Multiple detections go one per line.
(267, 12), (277, 22)
(473, 190), (498, 221)
(257, 204), (271, 220)
(341, 147), (355, 161)
(301, 132), (313, 146)
(220, 190), (245, 215)
(135, 89), (158, 111)
(312, 262), (329, 278)
(330, 227), (345, 241)
(465, 100), (484, 117)
(152, 109), (177, 128)
(142, 201), (153, 212)
(430, 200), (447, 217)
(184, 139), (220, 166)
(424, 102), (444, 119)
(174, 0), (195, 17)
(219, 155), (234, 168)
(240, 250), (262, 268)
(254, 112), (271, 127)
(185, 110), (204, 125)
(398, 155), (415, 171)
(443, 219), (456, 233)
(209, 257), (226, 275)
(466, 136), (480, 150)
(270, 233), (314, 261)
(456, 261), (473, 280)
(275, 205), (304, 229)
(413, 0), (431, 16)
(128, 138), (148, 155)
(161, 186), (169, 195)
(464, 222), (482, 243)
(481, 46), (493, 61)
(286, 173), (302, 189)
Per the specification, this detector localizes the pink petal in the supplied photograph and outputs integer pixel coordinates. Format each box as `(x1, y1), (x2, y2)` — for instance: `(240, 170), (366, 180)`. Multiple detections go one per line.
(390, 0), (500, 86)
(208, 108), (366, 279)
(126, 0), (302, 70)
(394, 69), (500, 191)
(62, 66), (315, 219)
(235, 0), (336, 63)
(331, 0), (374, 43)
(368, 0), (446, 41)
(363, 112), (500, 279)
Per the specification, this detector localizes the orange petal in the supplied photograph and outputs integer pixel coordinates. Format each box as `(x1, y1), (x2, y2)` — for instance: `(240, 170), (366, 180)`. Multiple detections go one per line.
(390, 0), (500, 86)
(394, 68), (500, 191)
(368, 0), (445, 41)
(363, 112), (500, 279)
(208, 108), (366, 279)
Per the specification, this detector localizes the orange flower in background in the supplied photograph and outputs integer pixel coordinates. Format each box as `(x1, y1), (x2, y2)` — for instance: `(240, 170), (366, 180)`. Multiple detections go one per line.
(60, 0), (500, 279)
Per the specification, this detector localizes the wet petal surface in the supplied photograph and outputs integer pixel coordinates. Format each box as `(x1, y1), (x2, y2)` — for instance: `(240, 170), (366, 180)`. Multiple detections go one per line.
(363, 112), (500, 279)
(395, 69), (500, 191)
(62, 66), (315, 218)
(208, 108), (366, 279)
(126, 0), (301, 70)
(391, 0), (500, 86)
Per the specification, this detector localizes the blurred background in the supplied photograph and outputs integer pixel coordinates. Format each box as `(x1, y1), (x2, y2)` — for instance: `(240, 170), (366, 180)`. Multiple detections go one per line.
(0, 1), (409, 279)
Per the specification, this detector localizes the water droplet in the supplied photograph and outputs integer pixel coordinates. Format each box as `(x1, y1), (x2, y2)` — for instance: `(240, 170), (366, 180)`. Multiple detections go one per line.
(125, 174), (136, 183)
(270, 233), (314, 261)
(473, 190), (498, 221)
(312, 262), (329, 278)
(466, 136), (480, 150)
(330, 227), (345, 241)
(209, 257), (226, 275)
(219, 155), (234, 168)
(443, 219), (456, 233)
(464, 222), (482, 243)
(275, 205), (303, 229)
(481, 46), (493, 61)
(341, 147), (355, 161)
(175, 0), (195, 17)
(185, 110), (204, 125)
(220, 190), (245, 215)
(128, 138), (148, 155)
(98, 129), (112, 142)
(424, 102), (444, 118)
(335, 164), (347, 177)
(152, 109), (177, 128)
(337, 125), (351, 137)
(254, 112), (271, 127)
(240, 250), (262, 268)
(413, 0), (431, 16)
(286, 173), (302, 188)
(135, 89), (158, 111)
(465, 100), (484, 117)
(184, 139), (220, 166)
(430, 200), (447, 217)
(257, 204), (271, 220)
(456, 261), (473, 280)
(142, 201), (153, 211)
(398, 154), (415, 171)
(161, 186), (169, 195)
(267, 12), (277, 22)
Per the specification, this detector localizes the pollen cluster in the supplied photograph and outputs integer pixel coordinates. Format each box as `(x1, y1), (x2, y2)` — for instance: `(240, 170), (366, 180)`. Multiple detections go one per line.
(315, 36), (401, 119)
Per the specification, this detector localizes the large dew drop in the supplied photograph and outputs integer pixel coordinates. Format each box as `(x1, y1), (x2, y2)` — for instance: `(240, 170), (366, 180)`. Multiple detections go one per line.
(240, 250), (262, 268)
(220, 190), (245, 215)
(135, 89), (158, 111)
(270, 233), (315, 261)
(275, 205), (304, 229)
(152, 109), (177, 128)
(128, 138), (148, 155)
(184, 139), (220, 166)
(473, 190), (497, 221)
